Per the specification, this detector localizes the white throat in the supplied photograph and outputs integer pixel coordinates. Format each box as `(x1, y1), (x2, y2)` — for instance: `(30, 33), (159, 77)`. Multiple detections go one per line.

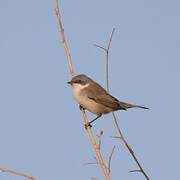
(72, 83), (89, 104)
(72, 83), (89, 92)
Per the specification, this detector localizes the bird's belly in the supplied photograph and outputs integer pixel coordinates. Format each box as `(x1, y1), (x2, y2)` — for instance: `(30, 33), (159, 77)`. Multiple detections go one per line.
(79, 97), (111, 115)
(73, 89), (111, 115)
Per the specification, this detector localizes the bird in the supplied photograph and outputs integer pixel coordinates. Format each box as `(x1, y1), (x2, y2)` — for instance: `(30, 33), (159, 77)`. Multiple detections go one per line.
(67, 74), (148, 128)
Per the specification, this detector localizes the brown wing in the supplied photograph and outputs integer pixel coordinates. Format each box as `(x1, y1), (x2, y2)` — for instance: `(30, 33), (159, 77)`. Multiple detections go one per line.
(83, 81), (124, 110)
(82, 81), (148, 111)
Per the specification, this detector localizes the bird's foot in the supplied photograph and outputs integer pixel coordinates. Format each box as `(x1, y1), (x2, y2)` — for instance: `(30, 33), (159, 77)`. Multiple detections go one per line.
(79, 105), (85, 110)
(85, 122), (92, 129)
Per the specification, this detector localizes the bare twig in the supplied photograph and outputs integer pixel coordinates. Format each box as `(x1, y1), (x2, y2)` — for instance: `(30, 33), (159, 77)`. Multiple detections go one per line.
(93, 44), (107, 51)
(55, 1), (110, 179)
(82, 111), (110, 179)
(129, 169), (142, 173)
(97, 130), (103, 150)
(112, 113), (150, 180)
(94, 28), (115, 91)
(95, 28), (150, 180)
(55, 0), (74, 77)
(84, 162), (98, 166)
(110, 135), (121, 139)
(108, 146), (116, 173)
(84, 156), (107, 167)
(0, 167), (37, 180)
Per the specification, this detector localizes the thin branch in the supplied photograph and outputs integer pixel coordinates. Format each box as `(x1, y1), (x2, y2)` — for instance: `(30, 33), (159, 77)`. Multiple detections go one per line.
(0, 167), (37, 180)
(82, 111), (110, 179)
(96, 28), (150, 180)
(84, 162), (98, 166)
(94, 28), (115, 91)
(93, 44), (107, 51)
(110, 135), (121, 139)
(129, 169), (142, 173)
(106, 28), (115, 91)
(55, 0), (74, 77)
(84, 161), (108, 167)
(83, 156), (98, 166)
(97, 130), (103, 150)
(108, 146), (116, 173)
(112, 113), (150, 180)
(107, 28), (115, 52)
(55, 1), (110, 179)
(84, 156), (108, 167)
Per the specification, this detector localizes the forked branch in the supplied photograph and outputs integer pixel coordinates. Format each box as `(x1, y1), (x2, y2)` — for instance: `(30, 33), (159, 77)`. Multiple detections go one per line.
(95, 29), (150, 180)
(94, 28), (115, 92)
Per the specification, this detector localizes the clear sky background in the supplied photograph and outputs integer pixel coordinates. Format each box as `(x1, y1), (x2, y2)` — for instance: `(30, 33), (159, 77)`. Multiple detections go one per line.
(0, 0), (180, 179)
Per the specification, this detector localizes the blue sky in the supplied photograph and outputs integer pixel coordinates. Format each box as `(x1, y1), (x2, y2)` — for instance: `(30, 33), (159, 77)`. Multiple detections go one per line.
(0, 0), (180, 179)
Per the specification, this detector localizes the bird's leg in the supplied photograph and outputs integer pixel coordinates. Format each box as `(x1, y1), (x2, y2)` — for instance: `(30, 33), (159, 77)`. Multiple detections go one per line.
(79, 105), (91, 128)
(89, 115), (102, 124)
(79, 104), (102, 129)
(85, 115), (102, 129)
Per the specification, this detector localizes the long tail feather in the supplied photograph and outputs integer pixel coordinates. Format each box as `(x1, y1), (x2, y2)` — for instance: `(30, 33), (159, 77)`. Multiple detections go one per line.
(118, 101), (149, 110)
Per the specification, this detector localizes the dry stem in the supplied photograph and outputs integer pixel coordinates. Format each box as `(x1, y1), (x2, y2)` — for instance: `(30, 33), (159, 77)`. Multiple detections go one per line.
(55, 0), (74, 77)
(108, 146), (115, 173)
(94, 28), (115, 91)
(97, 130), (103, 149)
(55, 1), (110, 179)
(0, 167), (37, 180)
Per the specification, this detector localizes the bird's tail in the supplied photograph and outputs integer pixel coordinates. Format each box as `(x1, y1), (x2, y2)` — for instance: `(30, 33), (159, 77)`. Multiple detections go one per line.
(118, 101), (149, 110)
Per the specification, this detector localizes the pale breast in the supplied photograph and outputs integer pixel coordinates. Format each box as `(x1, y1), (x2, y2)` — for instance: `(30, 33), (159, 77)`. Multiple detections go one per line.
(72, 83), (112, 115)
(72, 83), (89, 104)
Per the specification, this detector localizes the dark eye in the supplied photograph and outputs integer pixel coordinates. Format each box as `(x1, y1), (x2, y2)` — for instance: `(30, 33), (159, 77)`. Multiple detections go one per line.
(74, 79), (82, 84)
(78, 80), (82, 83)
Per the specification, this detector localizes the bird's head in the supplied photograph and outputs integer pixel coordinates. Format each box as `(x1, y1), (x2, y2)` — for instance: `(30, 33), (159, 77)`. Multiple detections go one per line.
(67, 74), (92, 86)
